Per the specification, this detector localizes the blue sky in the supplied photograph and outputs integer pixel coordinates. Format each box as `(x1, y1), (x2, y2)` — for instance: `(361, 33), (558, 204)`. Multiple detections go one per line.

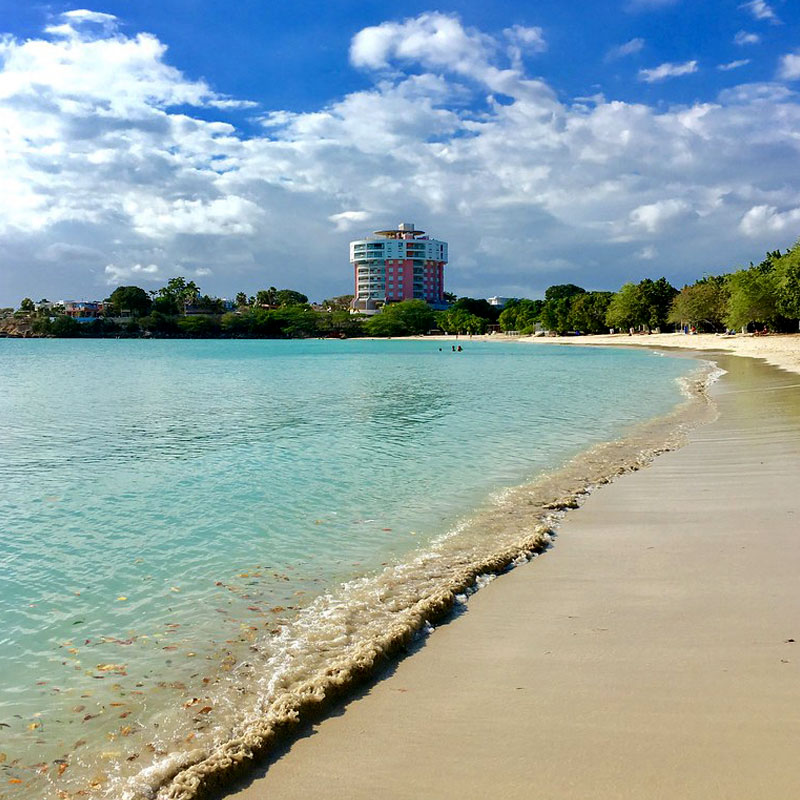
(0, 0), (798, 304)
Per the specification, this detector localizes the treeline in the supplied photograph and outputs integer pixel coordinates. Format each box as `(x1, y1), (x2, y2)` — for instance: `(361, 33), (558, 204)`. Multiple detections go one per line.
(10, 239), (800, 338)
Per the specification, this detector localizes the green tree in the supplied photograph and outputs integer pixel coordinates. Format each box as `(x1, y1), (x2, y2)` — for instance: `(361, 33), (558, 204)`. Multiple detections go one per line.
(775, 241), (800, 321)
(140, 311), (179, 335)
(19, 297), (35, 312)
(176, 315), (221, 337)
(156, 277), (200, 314)
(606, 277), (676, 331)
(108, 285), (152, 317)
(567, 292), (614, 334)
(668, 278), (729, 332)
(235, 292), (248, 307)
(544, 284), (586, 302)
(605, 283), (640, 330)
(323, 294), (354, 311)
(725, 267), (780, 330)
(316, 309), (363, 337)
(255, 287), (276, 307)
(498, 298), (543, 333)
(450, 297), (499, 323)
(365, 300), (435, 336)
(539, 296), (573, 333)
(274, 289), (309, 307)
(437, 308), (487, 334)
(50, 316), (82, 337)
(364, 313), (408, 337)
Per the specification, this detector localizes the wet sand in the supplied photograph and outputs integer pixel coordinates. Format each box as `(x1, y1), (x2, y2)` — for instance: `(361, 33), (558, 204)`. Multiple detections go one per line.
(224, 353), (800, 800)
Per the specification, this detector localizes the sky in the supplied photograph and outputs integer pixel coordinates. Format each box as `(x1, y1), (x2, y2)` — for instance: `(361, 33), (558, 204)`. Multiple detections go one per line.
(0, 0), (799, 305)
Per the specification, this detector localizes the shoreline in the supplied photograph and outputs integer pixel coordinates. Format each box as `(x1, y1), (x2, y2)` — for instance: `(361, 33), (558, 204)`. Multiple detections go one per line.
(140, 348), (715, 799)
(221, 348), (800, 800)
(407, 331), (800, 378)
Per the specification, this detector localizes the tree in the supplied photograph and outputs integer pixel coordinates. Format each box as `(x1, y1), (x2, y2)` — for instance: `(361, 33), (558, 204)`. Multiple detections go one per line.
(316, 309), (362, 337)
(19, 298), (34, 312)
(176, 315), (221, 337)
(323, 294), (354, 311)
(442, 291), (457, 304)
(668, 278), (729, 332)
(605, 277), (676, 331)
(365, 300), (435, 336)
(539, 296), (573, 333)
(437, 308), (487, 334)
(725, 267), (780, 330)
(498, 298), (543, 333)
(50, 316), (82, 337)
(155, 277), (200, 314)
(775, 241), (800, 321)
(567, 292), (613, 334)
(139, 311), (179, 335)
(539, 284), (587, 334)
(108, 285), (152, 317)
(255, 288), (276, 307)
(605, 283), (640, 330)
(450, 297), (499, 323)
(235, 292), (248, 307)
(274, 289), (309, 307)
(382, 299), (435, 334)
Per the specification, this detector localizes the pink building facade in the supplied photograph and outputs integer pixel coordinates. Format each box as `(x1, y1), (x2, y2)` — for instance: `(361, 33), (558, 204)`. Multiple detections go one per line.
(350, 223), (447, 314)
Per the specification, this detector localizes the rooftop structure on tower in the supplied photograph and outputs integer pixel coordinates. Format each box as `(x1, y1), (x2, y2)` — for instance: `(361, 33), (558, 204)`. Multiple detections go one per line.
(349, 222), (448, 314)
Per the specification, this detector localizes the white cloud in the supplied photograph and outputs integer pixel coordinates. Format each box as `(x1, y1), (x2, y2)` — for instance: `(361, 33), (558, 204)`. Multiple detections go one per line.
(104, 263), (163, 284)
(718, 59), (751, 71)
(4, 11), (800, 304)
(734, 30), (761, 45)
(740, 205), (800, 236)
(606, 38), (645, 61)
(639, 60), (698, 82)
(329, 211), (372, 232)
(740, 1), (780, 23)
(778, 53), (800, 81)
(349, 12), (495, 78)
(629, 200), (690, 233)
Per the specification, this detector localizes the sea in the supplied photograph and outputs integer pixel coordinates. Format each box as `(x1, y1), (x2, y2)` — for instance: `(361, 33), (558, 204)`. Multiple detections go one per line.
(0, 338), (710, 799)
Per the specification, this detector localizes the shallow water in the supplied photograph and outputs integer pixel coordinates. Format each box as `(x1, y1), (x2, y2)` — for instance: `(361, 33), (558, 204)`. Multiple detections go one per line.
(0, 338), (696, 798)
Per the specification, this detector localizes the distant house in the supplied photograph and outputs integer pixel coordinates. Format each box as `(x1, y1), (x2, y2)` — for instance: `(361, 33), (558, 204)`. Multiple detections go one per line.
(488, 296), (512, 308)
(64, 301), (101, 321)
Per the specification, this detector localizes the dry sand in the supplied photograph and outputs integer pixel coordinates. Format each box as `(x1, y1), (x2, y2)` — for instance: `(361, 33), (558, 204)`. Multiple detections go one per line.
(522, 331), (800, 376)
(223, 349), (800, 800)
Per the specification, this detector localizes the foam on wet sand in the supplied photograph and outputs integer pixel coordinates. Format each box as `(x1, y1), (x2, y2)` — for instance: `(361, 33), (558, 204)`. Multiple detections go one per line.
(224, 350), (800, 800)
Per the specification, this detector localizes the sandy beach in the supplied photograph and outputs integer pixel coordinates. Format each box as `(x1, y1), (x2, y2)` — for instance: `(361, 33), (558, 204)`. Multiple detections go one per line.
(522, 331), (800, 376)
(222, 343), (800, 800)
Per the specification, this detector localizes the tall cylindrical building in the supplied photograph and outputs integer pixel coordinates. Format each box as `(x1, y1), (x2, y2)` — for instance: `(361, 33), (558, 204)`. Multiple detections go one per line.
(350, 223), (447, 314)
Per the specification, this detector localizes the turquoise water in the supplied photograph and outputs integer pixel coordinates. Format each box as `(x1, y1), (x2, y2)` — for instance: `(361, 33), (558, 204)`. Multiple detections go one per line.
(0, 338), (695, 797)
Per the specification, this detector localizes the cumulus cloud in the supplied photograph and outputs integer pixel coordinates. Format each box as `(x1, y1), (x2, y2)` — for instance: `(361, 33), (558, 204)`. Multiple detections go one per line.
(718, 59), (751, 71)
(104, 263), (163, 284)
(734, 30), (760, 45)
(639, 60), (698, 82)
(606, 38), (645, 61)
(3, 10), (800, 304)
(740, 1), (780, 23)
(630, 200), (690, 233)
(740, 205), (800, 236)
(778, 53), (800, 81)
(329, 211), (372, 232)
(349, 12), (495, 78)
